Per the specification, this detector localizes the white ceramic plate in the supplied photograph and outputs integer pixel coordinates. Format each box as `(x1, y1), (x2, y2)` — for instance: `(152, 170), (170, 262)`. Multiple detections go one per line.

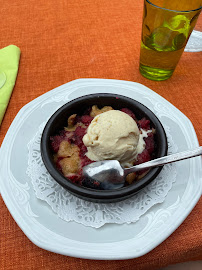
(0, 79), (201, 260)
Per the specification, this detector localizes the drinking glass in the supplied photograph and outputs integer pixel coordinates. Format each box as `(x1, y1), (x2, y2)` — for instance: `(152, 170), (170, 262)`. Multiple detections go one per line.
(139, 0), (202, 81)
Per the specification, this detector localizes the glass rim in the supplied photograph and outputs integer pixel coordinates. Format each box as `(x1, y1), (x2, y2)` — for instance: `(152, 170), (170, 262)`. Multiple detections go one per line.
(146, 0), (202, 13)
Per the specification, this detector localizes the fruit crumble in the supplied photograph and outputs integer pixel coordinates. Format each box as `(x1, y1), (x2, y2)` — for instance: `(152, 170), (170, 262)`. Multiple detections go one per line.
(50, 105), (156, 189)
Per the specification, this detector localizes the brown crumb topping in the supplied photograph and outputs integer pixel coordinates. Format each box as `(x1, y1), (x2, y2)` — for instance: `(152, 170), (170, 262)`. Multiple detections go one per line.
(55, 141), (81, 176)
(68, 113), (77, 127)
(137, 170), (150, 180)
(126, 173), (137, 185)
(59, 154), (80, 175)
(57, 141), (79, 158)
(90, 105), (113, 117)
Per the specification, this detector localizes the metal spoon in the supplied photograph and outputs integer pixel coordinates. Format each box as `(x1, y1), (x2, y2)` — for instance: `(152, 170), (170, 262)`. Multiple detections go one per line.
(82, 147), (202, 190)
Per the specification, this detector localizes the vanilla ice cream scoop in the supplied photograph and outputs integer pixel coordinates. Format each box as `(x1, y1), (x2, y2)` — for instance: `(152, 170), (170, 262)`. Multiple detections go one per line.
(83, 110), (140, 163)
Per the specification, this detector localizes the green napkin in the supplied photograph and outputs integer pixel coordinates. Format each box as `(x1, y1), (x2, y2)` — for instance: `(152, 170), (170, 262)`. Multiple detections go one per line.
(0, 45), (21, 125)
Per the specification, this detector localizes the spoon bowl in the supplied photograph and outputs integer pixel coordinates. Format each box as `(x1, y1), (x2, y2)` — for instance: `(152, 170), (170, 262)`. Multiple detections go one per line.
(82, 160), (125, 190)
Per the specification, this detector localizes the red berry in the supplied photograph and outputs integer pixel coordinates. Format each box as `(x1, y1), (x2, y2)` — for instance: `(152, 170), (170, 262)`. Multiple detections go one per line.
(138, 118), (151, 130)
(68, 174), (82, 185)
(75, 126), (86, 138)
(135, 149), (151, 165)
(144, 132), (155, 154)
(50, 135), (64, 152)
(121, 108), (136, 120)
(71, 126), (87, 147)
(81, 115), (93, 125)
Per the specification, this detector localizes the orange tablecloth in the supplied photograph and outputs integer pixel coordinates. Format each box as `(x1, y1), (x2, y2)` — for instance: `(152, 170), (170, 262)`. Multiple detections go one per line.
(0, 1), (202, 269)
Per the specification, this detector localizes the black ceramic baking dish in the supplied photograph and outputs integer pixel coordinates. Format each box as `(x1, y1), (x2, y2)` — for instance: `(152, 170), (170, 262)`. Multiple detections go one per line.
(41, 93), (168, 203)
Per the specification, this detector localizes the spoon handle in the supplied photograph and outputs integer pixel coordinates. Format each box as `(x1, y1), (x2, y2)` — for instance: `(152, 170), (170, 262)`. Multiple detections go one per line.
(125, 146), (202, 175)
